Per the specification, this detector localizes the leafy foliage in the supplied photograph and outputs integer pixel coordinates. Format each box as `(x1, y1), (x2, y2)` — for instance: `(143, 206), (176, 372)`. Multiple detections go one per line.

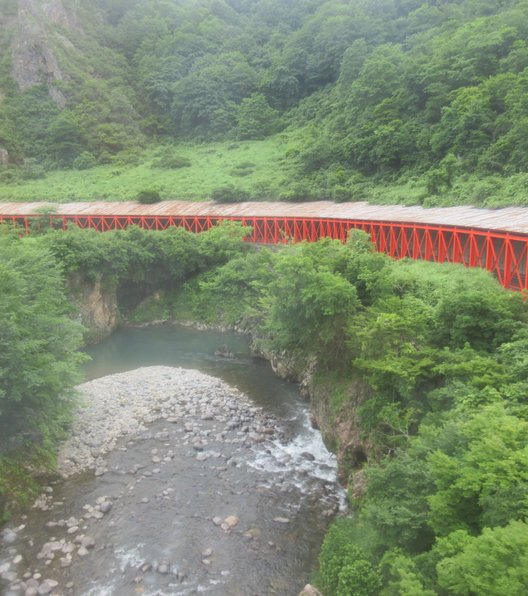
(0, 232), (86, 517)
(137, 189), (162, 204)
(435, 521), (528, 595)
(0, 235), (85, 441)
(211, 185), (251, 203)
(319, 519), (382, 596)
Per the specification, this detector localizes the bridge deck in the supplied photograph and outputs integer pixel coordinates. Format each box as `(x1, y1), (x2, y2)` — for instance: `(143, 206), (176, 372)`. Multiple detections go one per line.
(1, 200), (528, 292)
(1, 200), (528, 235)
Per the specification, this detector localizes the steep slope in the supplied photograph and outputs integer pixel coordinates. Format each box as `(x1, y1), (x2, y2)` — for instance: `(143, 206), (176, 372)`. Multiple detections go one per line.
(0, 0), (139, 167)
(9, 0), (83, 107)
(1, 0), (528, 207)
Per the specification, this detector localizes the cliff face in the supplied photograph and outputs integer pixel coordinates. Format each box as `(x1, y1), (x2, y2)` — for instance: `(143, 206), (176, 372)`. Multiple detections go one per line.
(68, 274), (119, 344)
(9, 0), (83, 107)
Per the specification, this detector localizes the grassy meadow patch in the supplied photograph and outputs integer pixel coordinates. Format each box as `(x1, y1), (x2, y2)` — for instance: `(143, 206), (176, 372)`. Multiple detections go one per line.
(0, 137), (294, 202)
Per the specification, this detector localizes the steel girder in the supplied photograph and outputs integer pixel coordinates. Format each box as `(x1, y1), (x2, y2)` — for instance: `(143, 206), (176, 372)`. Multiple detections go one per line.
(1, 213), (527, 292)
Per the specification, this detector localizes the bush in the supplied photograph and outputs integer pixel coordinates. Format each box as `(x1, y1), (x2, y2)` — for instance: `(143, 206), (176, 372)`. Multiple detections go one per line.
(152, 153), (192, 169)
(236, 93), (280, 140)
(470, 177), (502, 205)
(211, 185), (251, 203)
(20, 158), (46, 180)
(111, 149), (142, 167)
(0, 167), (19, 184)
(230, 162), (255, 177)
(279, 182), (325, 202)
(137, 190), (162, 204)
(73, 152), (97, 170)
(337, 560), (382, 596)
(319, 519), (382, 595)
(331, 185), (354, 203)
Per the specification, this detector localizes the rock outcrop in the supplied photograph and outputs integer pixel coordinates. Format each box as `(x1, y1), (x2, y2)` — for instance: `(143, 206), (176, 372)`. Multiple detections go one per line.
(9, 0), (83, 107)
(68, 274), (119, 343)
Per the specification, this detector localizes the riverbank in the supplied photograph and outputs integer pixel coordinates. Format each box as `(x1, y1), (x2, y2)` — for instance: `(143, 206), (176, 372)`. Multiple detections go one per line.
(57, 366), (278, 478)
(119, 301), (364, 488)
(0, 358), (343, 595)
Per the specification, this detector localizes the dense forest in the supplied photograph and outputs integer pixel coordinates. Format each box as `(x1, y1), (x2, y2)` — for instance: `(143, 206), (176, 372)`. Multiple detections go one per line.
(1, 0), (528, 204)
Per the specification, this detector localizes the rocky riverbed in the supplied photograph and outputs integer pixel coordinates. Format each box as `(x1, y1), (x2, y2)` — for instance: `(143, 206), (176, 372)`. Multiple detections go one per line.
(0, 365), (344, 595)
(56, 366), (280, 478)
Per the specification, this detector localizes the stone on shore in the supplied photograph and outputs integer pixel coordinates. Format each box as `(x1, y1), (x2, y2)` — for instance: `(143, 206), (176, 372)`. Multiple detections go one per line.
(223, 515), (239, 529)
(56, 366), (259, 477)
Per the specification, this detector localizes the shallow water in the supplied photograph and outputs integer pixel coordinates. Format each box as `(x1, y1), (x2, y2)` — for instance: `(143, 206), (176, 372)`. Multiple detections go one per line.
(0, 325), (344, 595)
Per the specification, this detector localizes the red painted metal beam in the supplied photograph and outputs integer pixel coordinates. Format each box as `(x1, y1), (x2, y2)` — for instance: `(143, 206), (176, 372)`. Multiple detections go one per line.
(1, 212), (528, 292)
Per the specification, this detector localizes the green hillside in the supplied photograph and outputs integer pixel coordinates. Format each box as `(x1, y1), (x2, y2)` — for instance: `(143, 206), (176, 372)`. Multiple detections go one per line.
(1, 0), (528, 206)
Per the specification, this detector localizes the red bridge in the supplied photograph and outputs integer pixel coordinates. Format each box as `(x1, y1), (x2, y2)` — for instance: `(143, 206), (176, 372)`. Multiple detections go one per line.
(1, 200), (528, 292)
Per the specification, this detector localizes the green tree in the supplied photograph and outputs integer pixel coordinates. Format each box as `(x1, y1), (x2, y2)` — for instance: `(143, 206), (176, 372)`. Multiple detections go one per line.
(263, 247), (359, 367)
(432, 283), (523, 352)
(338, 39), (369, 91)
(428, 404), (528, 535)
(436, 521), (528, 595)
(236, 93), (280, 139)
(360, 451), (435, 553)
(171, 52), (257, 136)
(47, 112), (86, 167)
(319, 519), (382, 596)
(349, 295), (435, 400)
(0, 235), (85, 447)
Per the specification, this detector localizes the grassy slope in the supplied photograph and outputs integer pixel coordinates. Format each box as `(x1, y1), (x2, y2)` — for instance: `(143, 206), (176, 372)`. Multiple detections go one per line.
(0, 137), (294, 202)
(2, 131), (528, 207)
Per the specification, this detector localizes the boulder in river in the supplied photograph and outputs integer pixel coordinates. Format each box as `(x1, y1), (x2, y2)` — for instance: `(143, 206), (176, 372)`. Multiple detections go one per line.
(214, 345), (234, 358)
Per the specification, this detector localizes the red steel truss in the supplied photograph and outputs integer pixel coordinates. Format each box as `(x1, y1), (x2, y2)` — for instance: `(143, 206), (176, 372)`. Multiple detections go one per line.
(1, 212), (528, 292)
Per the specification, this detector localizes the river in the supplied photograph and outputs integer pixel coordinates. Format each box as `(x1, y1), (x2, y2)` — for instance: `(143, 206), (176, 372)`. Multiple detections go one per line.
(0, 325), (344, 596)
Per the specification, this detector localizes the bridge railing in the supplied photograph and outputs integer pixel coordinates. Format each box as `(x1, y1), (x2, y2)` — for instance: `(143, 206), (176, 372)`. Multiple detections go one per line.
(1, 212), (527, 292)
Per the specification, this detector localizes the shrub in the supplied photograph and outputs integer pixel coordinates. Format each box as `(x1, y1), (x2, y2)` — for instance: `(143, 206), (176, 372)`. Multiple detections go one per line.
(319, 519), (382, 595)
(152, 153), (192, 169)
(0, 167), (19, 184)
(331, 185), (354, 203)
(211, 185), (251, 203)
(73, 152), (97, 170)
(236, 93), (280, 140)
(337, 560), (382, 596)
(230, 162), (255, 177)
(20, 158), (46, 180)
(279, 182), (325, 202)
(137, 190), (162, 204)
(111, 149), (142, 167)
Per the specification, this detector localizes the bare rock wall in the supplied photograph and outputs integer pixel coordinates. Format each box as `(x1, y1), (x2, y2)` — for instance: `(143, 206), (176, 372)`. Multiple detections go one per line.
(10, 0), (83, 107)
(69, 274), (119, 344)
